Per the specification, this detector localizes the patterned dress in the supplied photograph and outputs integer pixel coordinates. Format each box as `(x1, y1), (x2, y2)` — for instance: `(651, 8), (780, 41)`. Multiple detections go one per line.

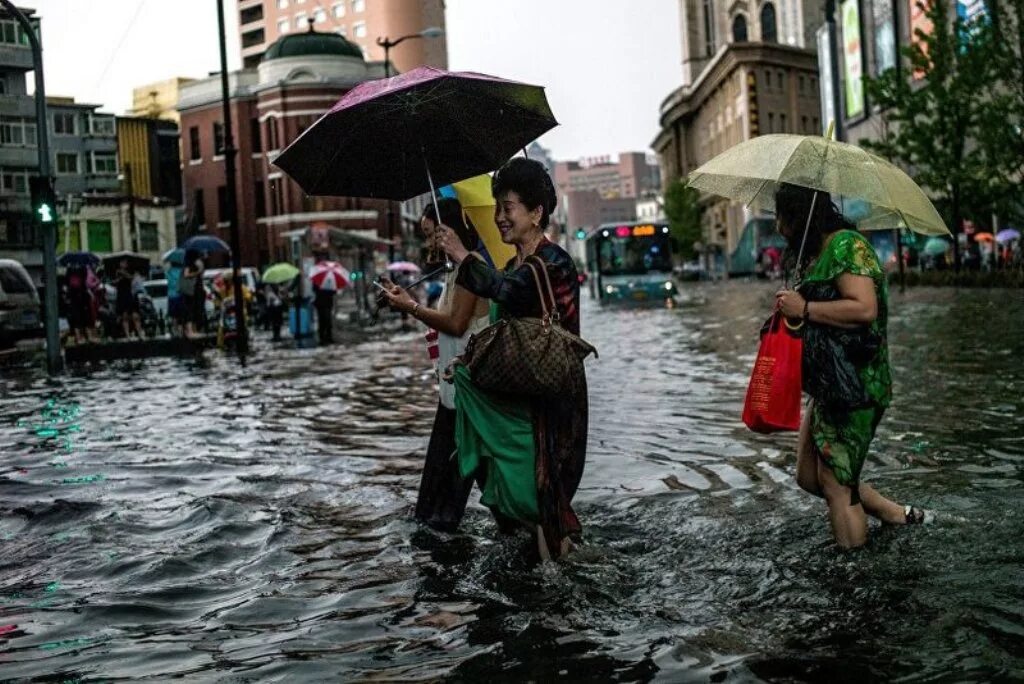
(801, 230), (893, 491)
(453, 238), (588, 555)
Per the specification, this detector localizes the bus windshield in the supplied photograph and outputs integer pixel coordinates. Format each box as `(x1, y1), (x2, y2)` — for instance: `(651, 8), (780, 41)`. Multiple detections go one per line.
(597, 235), (672, 276)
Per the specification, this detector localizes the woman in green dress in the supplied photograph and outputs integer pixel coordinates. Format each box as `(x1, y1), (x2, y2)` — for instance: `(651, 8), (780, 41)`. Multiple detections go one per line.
(772, 183), (928, 549)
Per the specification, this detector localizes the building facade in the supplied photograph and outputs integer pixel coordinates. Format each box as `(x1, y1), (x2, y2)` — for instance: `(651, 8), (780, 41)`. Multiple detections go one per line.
(129, 77), (196, 124)
(116, 116), (183, 206)
(237, 0), (447, 72)
(654, 0), (823, 260)
(552, 151), (661, 234)
(178, 28), (395, 268)
(47, 97), (120, 199)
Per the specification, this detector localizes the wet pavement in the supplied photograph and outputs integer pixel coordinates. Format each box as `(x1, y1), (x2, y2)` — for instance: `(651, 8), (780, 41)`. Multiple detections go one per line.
(0, 281), (1022, 681)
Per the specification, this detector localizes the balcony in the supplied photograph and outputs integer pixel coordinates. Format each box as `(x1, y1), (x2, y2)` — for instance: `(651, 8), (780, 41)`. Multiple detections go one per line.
(0, 43), (33, 71)
(0, 145), (38, 167)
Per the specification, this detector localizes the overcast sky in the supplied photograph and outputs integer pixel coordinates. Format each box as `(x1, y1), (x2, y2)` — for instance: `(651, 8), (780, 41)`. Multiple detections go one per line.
(26, 0), (682, 161)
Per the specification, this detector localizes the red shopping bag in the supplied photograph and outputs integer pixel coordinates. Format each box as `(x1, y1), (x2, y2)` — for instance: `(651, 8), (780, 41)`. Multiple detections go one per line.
(742, 313), (803, 433)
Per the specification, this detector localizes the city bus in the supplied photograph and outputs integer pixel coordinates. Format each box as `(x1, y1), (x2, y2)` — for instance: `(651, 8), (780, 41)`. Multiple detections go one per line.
(584, 221), (676, 303)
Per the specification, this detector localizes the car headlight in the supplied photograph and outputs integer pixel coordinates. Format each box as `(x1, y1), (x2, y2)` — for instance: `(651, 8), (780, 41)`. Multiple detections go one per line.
(605, 285), (617, 294)
(664, 281), (674, 291)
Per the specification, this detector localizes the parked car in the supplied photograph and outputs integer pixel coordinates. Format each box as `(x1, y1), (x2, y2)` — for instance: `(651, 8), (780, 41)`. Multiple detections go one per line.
(143, 279), (169, 319)
(0, 259), (42, 347)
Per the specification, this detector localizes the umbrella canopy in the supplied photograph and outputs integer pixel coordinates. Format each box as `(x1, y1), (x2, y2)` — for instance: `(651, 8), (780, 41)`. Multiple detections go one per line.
(162, 248), (186, 265)
(996, 228), (1020, 244)
(973, 232), (994, 243)
(923, 237), (952, 256)
(183, 234), (231, 254)
(262, 262), (300, 284)
(387, 261), (421, 273)
(452, 173), (517, 268)
(273, 66), (558, 200)
(102, 251), (150, 276)
(310, 261), (350, 291)
(687, 134), (950, 236)
(57, 251), (100, 270)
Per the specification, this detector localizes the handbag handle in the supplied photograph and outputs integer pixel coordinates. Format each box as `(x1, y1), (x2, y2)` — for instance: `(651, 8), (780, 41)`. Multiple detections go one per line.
(524, 255), (559, 324)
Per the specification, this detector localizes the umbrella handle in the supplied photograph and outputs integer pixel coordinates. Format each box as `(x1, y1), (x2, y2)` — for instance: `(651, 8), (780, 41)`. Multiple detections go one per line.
(423, 154), (454, 272)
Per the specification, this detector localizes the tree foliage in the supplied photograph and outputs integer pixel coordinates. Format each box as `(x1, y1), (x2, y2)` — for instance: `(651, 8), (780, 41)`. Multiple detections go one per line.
(862, 0), (1022, 269)
(663, 179), (702, 260)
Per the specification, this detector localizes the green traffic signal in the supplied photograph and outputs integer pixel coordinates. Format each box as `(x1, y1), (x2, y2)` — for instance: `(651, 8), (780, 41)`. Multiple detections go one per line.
(37, 203), (55, 223)
(29, 175), (57, 225)
(575, 228), (587, 240)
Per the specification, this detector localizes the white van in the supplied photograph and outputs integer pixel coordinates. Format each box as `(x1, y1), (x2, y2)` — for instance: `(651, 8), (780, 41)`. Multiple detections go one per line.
(0, 259), (42, 346)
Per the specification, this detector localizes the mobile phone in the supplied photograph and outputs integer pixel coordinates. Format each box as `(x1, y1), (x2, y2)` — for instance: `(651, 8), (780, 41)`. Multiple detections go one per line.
(372, 281), (387, 292)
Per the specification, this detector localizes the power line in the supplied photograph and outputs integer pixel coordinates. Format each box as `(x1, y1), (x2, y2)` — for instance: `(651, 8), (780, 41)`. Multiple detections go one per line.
(93, 0), (149, 92)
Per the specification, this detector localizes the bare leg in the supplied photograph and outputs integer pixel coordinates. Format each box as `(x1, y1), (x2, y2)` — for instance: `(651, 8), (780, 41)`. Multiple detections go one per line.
(817, 459), (868, 549)
(121, 315), (130, 338)
(536, 525), (552, 562)
(857, 483), (907, 524)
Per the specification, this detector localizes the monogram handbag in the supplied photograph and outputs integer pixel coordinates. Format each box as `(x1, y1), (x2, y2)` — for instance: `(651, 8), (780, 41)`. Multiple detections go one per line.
(461, 256), (597, 398)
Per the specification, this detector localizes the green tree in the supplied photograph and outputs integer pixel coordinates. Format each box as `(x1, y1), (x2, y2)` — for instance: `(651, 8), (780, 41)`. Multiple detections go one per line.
(863, 0), (1007, 271)
(663, 179), (702, 260)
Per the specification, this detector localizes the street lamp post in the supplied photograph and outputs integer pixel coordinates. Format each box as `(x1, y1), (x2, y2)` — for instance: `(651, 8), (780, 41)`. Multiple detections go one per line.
(376, 27), (445, 262)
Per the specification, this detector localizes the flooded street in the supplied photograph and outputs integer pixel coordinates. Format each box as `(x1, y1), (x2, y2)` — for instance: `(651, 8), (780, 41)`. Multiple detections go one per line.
(1, 281), (1022, 681)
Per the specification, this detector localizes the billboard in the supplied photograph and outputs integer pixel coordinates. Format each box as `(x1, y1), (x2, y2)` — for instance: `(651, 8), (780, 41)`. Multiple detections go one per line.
(908, 0), (933, 79)
(872, 0), (897, 75)
(816, 25), (836, 133)
(842, 0), (865, 119)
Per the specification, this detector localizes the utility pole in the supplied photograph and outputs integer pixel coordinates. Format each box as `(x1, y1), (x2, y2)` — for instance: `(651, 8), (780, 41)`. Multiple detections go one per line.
(217, 0), (248, 357)
(124, 162), (138, 252)
(3, 1), (60, 373)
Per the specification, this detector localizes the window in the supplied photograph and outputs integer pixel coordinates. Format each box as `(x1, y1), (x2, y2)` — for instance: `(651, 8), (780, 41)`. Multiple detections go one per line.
(332, 3), (345, 17)
(767, 112), (775, 133)
(138, 221), (160, 251)
(89, 116), (115, 136)
(213, 121), (226, 156)
(277, 0), (288, 7)
(0, 20), (30, 46)
(53, 112), (76, 136)
(91, 152), (117, 175)
(1, 169), (28, 195)
(217, 185), (228, 223)
(254, 179), (266, 218)
(295, 13), (307, 29)
(0, 79), (6, 94)
(189, 126), (201, 160)
(761, 2), (777, 43)
(250, 117), (262, 153)
(732, 14), (747, 42)
(780, 113), (787, 132)
(801, 115), (808, 132)
(1, 117), (36, 146)
(56, 152), (78, 174)
(351, 0), (365, 11)
(86, 220), (113, 252)
(812, 117), (820, 132)
(702, 0), (716, 56)
(278, 19), (289, 34)
(192, 188), (206, 228)
(353, 21), (366, 38)
(314, 8), (326, 23)
(765, 70), (771, 87)
(266, 117), (279, 150)
(798, 75), (805, 93)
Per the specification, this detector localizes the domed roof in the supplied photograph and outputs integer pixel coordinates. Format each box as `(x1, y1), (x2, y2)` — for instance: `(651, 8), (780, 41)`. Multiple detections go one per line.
(263, 27), (364, 62)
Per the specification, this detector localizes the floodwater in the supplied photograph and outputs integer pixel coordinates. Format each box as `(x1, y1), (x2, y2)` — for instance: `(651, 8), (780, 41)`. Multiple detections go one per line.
(1, 282), (1022, 682)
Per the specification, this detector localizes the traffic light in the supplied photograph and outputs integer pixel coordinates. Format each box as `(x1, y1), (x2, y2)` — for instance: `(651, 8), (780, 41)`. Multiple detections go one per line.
(29, 175), (57, 225)
(575, 228), (587, 240)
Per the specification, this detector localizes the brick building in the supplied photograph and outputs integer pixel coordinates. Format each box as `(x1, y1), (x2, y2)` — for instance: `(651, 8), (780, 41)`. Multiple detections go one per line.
(177, 29), (394, 267)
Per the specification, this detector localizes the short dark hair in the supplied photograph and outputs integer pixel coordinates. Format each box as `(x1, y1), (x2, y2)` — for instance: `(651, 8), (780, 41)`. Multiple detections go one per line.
(422, 197), (478, 250)
(491, 157), (557, 229)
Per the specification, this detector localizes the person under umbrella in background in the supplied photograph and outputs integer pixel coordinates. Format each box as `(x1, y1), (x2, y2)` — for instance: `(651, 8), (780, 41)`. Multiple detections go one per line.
(181, 253), (206, 339)
(311, 252), (335, 345)
(772, 183), (929, 548)
(381, 197), (491, 532)
(64, 266), (97, 344)
(265, 283), (285, 342)
(114, 258), (144, 339)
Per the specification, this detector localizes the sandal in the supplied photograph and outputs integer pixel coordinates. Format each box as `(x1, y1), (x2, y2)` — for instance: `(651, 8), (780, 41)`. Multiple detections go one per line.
(904, 505), (932, 525)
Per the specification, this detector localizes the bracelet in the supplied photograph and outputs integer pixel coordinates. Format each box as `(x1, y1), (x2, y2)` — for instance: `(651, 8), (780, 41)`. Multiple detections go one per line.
(802, 299), (810, 321)
(411, 302), (420, 317)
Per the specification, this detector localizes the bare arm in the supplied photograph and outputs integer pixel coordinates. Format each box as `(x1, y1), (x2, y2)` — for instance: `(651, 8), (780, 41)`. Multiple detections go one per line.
(777, 273), (878, 328)
(411, 285), (479, 337)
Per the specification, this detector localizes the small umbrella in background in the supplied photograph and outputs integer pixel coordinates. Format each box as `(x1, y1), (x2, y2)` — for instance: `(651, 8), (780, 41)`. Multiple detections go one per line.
(57, 251), (100, 270)
(162, 248), (186, 266)
(310, 261), (350, 291)
(923, 237), (952, 256)
(974, 232), (994, 243)
(387, 261), (421, 273)
(262, 262), (300, 284)
(182, 234), (231, 255)
(102, 251), (150, 276)
(996, 228), (1020, 244)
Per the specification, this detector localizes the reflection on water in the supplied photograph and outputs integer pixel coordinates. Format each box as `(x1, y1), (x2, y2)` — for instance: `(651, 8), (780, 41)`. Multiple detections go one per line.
(1, 282), (1021, 681)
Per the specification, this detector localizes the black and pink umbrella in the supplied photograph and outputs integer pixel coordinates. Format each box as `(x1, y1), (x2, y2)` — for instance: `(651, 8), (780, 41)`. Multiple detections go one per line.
(272, 66), (557, 201)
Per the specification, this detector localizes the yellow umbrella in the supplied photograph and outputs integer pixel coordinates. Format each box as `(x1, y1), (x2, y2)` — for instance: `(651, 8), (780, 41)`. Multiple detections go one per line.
(452, 173), (517, 268)
(687, 133), (950, 236)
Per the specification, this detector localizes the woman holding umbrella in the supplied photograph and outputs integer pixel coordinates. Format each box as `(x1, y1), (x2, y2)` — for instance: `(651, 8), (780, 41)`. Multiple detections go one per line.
(772, 183), (928, 548)
(432, 158), (588, 560)
(380, 197), (491, 532)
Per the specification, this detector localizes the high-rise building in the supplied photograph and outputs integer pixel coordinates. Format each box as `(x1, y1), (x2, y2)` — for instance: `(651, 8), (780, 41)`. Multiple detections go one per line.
(237, 0), (447, 72)
(654, 0), (823, 265)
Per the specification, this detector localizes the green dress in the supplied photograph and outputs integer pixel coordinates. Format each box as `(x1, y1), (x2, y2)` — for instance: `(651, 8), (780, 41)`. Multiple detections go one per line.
(802, 230), (893, 489)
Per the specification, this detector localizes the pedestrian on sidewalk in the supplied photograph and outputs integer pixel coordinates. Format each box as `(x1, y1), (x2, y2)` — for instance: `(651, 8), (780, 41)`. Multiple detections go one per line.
(772, 183), (929, 549)
(265, 283), (284, 341)
(114, 258), (144, 339)
(181, 253), (206, 339)
(381, 197), (491, 532)
(312, 252), (335, 345)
